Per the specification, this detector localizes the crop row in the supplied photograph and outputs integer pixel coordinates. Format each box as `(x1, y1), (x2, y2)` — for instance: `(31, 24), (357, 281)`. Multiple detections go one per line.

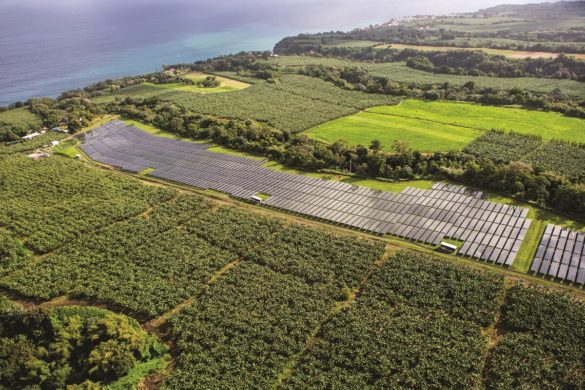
(280, 251), (503, 389)
(464, 131), (585, 180)
(1, 157), (384, 318)
(117, 74), (393, 133)
(0, 157), (175, 253)
(484, 285), (585, 388)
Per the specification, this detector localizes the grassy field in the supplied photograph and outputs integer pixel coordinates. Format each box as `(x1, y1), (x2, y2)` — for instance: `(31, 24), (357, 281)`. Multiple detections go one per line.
(367, 100), (585, 143)
(184, 72), (250, 88)
(53, 141), (79, 158)
(302, 98), (585, 175)
(0, 107), (41, 128)
(93, 73), (249, 103)
(377, 43), (585, 60)
(141, 72), (250, 94)
(302, 108), (482, 152)
(144, 72), (251, 94)
(143, 81), (240, 94)
(206, 145), (265, 160)
(122, 119), (198, 141)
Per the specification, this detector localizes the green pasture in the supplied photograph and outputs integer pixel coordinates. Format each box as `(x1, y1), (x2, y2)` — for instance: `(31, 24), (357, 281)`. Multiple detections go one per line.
(368, 100), (585, 143)
(302, 108), (482, 152)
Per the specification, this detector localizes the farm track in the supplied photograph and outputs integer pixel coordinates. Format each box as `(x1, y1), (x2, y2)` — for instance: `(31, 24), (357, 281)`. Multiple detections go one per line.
(273, 249), (395, 388)
(144, 258), (242, 333)
(480, 280), (512, 387)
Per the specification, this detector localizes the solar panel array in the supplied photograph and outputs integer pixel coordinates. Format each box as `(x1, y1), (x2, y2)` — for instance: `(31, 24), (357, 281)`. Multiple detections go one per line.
(81, 121), (531, 266)
(531, 224), (585, 284)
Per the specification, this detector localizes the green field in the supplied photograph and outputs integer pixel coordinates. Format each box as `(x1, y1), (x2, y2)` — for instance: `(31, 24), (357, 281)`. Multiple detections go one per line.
(93, 75), (394, 133)
(367, 100), (585, 143)
(303, 108), (481, 152)
(143, 82), (238, 94)
(302, 98), (585, 155)
(0, 107), (41, 128)
(377, 43), (585, 60)
(368, 99), (585, 142)
(266, 56), (585, 97)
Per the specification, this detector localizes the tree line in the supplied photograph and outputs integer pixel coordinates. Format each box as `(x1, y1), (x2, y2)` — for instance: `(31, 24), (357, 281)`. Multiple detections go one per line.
(298, 63), (585, 119)
(274, 21), (585, 55)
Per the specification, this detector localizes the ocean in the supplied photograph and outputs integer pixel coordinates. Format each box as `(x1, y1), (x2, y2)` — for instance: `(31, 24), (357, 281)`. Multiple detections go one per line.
(0, 0), (525, 106)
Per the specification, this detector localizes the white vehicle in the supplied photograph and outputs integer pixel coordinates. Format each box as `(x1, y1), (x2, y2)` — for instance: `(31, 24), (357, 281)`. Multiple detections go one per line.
(440, 242), (458, 252)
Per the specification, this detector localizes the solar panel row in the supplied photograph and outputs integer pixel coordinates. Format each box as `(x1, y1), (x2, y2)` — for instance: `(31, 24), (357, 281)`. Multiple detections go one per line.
(80, 121), (531, 266)
(531, 224), (585, 284)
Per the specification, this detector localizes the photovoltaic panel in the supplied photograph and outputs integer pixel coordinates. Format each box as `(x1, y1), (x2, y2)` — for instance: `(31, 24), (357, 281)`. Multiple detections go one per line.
(531, 224), (585, 284)
(82, 120), (532, 266)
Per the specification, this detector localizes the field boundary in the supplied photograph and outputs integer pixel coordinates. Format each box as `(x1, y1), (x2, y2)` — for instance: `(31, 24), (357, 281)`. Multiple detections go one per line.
(145, 258), (242, 332)
(274, 248), (395, 387)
